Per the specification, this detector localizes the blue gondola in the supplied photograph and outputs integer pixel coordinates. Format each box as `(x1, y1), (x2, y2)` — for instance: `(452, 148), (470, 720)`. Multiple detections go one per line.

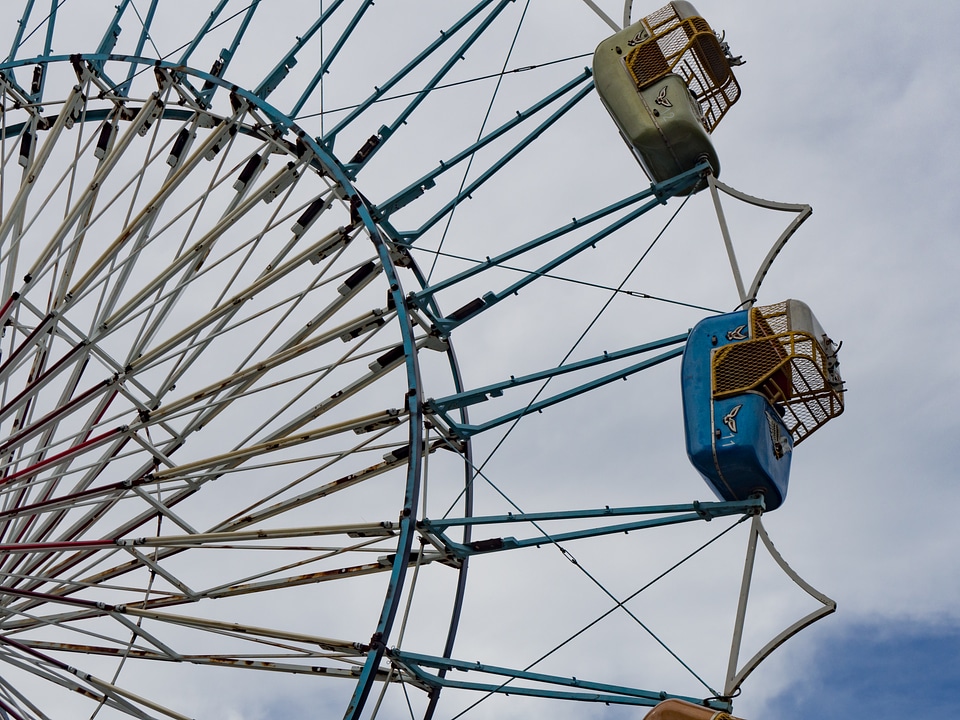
(681, 300), (844, 511)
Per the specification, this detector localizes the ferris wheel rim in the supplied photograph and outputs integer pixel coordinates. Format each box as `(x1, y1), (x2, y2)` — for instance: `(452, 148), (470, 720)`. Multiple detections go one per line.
(0, 46), (485, 718)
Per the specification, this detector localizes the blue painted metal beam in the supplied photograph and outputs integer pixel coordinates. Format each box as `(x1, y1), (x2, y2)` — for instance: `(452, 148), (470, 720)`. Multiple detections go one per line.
(388, 79), (597, 243)
(172, 0), (232, 106)
(344, 0), (515, 175)
(290, 0), (376, 120)
(92, 0), (130, 79)
(254, 0), (349, 102)
(2, 0), (59, 105)
(322, 0), (500, 149)
(427, 333), (688, 415)
(410, 176), (651, 303)
(118, 0), (159, 97)
(422, 499), (762, 559)
(6, 0), (36, 63)
(178, 0), (230, 66)
(29, 0), (58, 102)
(428, 344), (686, 439)
(375, 69), (593, 221)
(42, 0), (56, 58)
(0, 108), (196, 145)
(0, 52), (272, 124)
(197, 1), (261, 107)
(344, 214), (426, 720)
(425, 498), (763, 532)
(5, 0), (66, 106)
(391, 650), (733, 710)
(416, 162), (709, 336)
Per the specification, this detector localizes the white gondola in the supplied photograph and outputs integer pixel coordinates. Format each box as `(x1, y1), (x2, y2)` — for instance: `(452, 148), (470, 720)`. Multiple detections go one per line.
(593, 2), (742, 190)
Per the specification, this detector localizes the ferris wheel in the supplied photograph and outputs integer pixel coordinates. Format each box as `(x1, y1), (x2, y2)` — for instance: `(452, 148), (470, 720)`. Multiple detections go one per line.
(0, 2), (844, 719)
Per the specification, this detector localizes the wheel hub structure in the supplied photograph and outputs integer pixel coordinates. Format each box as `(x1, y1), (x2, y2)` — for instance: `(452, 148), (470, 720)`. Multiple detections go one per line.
(0, 47), (455, 715)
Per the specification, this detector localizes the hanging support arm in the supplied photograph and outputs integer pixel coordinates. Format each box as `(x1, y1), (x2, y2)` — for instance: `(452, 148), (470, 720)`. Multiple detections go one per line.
(425, 334), (688, 439)
(390, 649), (733, 710)
(420, 498), (764, 559)
(415, 161), (709, 336)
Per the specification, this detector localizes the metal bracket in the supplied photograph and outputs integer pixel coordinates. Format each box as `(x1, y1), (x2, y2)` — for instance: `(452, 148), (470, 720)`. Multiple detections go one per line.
(725, 514), (836, 697)
(707, 174), (812, 309)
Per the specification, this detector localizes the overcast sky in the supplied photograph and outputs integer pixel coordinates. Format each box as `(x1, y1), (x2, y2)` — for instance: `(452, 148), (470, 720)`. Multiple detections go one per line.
(0, 1), (957, 719)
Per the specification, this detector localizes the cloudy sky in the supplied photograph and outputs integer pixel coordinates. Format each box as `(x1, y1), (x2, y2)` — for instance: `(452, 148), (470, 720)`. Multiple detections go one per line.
(0, 1), (956, 719)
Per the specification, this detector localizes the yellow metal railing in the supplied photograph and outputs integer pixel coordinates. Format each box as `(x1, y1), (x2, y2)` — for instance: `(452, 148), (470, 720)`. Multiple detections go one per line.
(624, 5), (741, 132)
(711, 303), (844, 444)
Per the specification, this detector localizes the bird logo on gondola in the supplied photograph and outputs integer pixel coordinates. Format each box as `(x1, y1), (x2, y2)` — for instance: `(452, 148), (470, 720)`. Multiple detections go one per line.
(722, 404), (741, 433)
(726, 325), (747, 341)
(655, 86), (672, 107)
